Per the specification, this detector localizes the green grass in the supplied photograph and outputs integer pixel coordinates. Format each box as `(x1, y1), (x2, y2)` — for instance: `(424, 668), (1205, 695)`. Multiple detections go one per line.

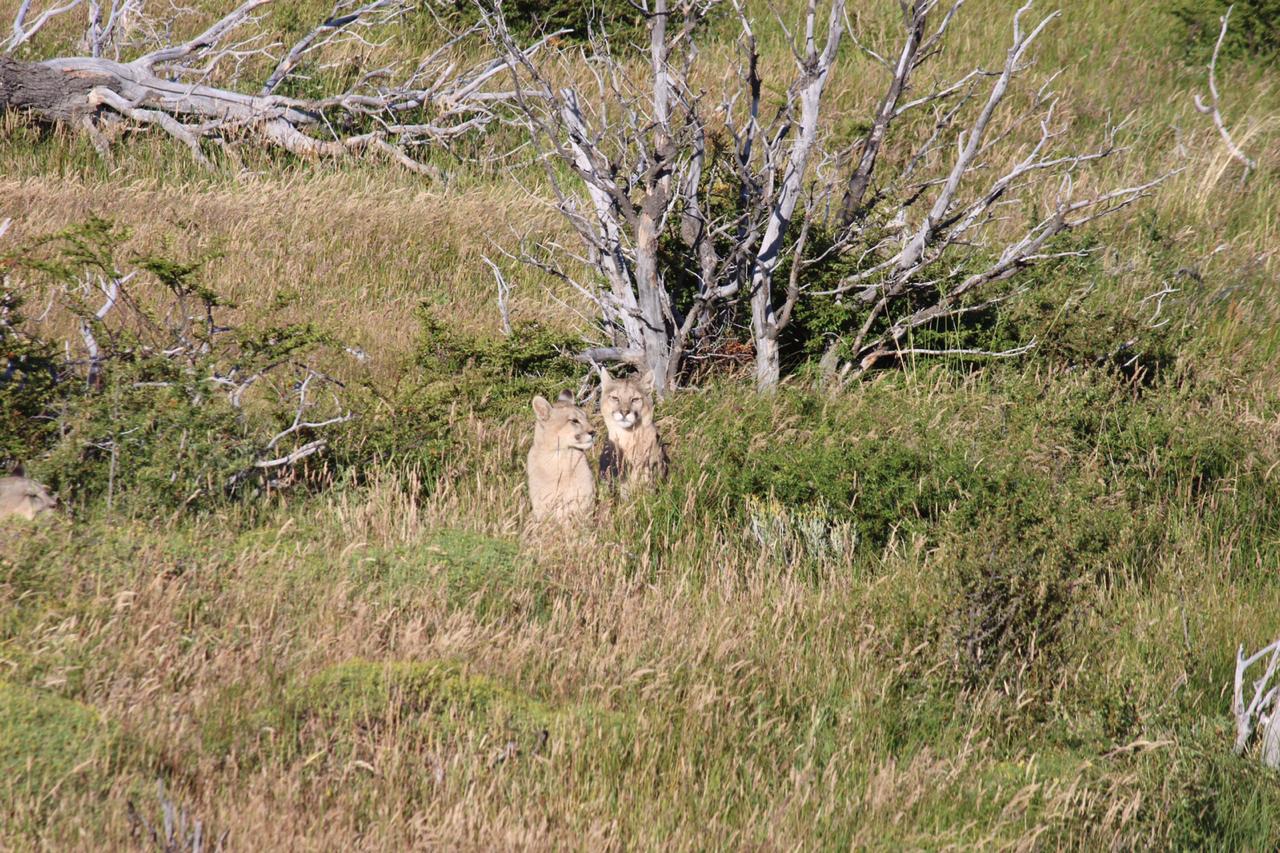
(2, 0), (1280, 846)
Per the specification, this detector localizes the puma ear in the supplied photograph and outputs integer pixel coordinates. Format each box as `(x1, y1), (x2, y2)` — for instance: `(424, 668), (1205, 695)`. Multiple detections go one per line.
(557, 389), (575, 405)
(639, 370), (656, 393)
(598, 365), (613, 389)
(532, 395), (552, 420)
(10, 463), (24, 478)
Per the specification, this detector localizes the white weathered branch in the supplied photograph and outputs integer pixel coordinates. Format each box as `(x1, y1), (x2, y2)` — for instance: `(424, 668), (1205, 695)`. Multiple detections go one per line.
(261, 0), (407, 95)
(1234, 638), (1280, 763)
(749, 0), (845, 389)
(480, 254), (513, 336)
(6, 0), (86, 54)
(135, 0), (273, 69)
(1192, 4), (1256, 177)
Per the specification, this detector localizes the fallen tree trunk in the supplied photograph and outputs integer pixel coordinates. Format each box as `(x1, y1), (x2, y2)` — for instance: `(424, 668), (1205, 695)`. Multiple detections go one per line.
(0, 56), (119, 122)
(1, 0), (542, 171)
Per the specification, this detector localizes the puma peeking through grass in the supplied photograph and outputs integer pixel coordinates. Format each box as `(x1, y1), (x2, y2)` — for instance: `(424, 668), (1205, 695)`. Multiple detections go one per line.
(598, 368), (668, 495)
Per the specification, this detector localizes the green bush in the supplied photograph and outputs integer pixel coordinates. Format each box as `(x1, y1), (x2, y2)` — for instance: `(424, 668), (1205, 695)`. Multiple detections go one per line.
(944, 473), (1124, 683)
(2, 218), (350, 514)
(640, 386), (980, 558)
(414, 308), (585, 418)
(0, 290), (60, 471)
(1172, 0), (1280, 60)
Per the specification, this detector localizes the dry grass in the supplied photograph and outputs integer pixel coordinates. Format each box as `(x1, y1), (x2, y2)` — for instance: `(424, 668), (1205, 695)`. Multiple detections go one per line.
(4, 0), (1280, 848)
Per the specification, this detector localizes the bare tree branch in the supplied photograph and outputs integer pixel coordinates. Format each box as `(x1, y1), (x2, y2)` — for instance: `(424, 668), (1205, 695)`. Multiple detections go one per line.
(1234, 638), (1280, 767)
(1, 0), (557, 174)
(7, 0), (86, 55)
(1193, 4), (1256, 178)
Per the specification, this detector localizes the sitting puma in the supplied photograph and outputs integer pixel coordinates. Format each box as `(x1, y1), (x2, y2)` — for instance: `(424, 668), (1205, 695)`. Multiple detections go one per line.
(527, 391), (596, 522)
(0, 475), (58, 521)
(598, 368), (668, 493)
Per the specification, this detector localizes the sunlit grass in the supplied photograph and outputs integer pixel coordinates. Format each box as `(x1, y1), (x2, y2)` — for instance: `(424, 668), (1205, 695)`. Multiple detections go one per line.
(3, 0), (1280, 847)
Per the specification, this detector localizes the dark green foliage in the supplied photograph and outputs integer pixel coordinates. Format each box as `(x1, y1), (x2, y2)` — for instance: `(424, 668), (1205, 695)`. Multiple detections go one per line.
(1172, 0), (1280, 60)
(945, 473), (1120, 682)
(641, 385), (979, 555)
(38, 369), (256, 512)
(3, 219), (348, 514)
(0, 291), (60, 471)
(448, 0), (647, 42)
(1129, 727), (1280, 848)
(414, 308), (585, 419)
(331, 309), (585, 481)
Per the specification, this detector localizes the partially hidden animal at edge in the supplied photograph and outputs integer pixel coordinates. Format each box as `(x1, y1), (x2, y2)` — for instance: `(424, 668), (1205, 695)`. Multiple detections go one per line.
(0, 475), (58, 521)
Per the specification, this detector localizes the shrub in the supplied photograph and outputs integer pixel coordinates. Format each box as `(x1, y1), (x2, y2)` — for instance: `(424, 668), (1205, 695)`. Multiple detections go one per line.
(0, 290), (59, 471)
(1171, 0), (1280, 60)
(2, 218), (352, 514)
(944, 472), (1125, 683)
(638, 385), (981, 561)
(413, 308), (585, 419)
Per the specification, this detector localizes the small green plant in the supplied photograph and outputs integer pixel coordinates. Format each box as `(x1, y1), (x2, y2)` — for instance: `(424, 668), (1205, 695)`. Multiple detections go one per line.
(744, 494), (856, 569)
(203, 659), (553, 767)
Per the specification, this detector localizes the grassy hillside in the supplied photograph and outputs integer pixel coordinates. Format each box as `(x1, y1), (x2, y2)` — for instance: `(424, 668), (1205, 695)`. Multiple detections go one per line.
(3, 0), (1280, 848)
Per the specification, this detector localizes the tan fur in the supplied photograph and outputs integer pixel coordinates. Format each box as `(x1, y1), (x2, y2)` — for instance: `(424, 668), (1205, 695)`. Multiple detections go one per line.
(599, 369), (668, 494)
(527, 391), (596, 522)
(0, 476), (58, 521)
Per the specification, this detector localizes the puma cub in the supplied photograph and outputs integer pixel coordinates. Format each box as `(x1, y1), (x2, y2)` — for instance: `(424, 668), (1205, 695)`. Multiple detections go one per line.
(0, 475), (58, 521)
(527, 391), (596, 521)
(599, 368), (668, 493)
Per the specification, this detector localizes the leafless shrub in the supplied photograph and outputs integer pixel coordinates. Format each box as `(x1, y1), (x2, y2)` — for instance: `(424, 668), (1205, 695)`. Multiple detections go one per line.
(486, 0), (1170, 392)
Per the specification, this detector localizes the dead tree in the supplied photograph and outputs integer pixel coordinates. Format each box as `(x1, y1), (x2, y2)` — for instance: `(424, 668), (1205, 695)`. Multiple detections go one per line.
(1234, 637), (1280, 768)
(488, 0), (848, 393)
(489, 0), (1167, 392)
(812, 0), (1170, 373)
(484, 0), (706, 394)
(1, 0), (547, 171)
